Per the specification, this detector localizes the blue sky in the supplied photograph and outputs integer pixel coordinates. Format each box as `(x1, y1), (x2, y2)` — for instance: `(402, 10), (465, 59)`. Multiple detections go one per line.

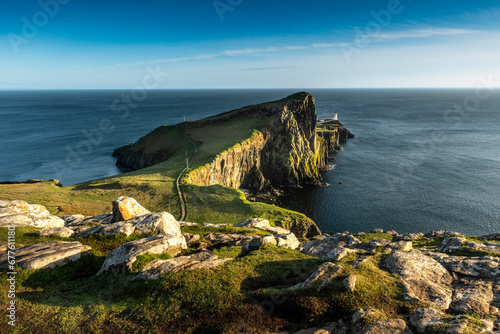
(1, 0), (499, 89)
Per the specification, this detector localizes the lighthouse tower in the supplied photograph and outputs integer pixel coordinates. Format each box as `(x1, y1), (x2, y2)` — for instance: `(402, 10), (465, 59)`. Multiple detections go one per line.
(333, 112), (338, 121)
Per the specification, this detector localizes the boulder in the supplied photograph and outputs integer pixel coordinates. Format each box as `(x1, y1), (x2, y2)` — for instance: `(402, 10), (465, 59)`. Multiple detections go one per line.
(135, 250), (231, 279)
(385, 250), (454, 309)
(235, 218), (291, 234)
(112, 196), (150, 222)
(204, 233), (254, 246)
(452, 278), (493, 315)
(301, 234), (361, 260)
(38, 227), (74, 238)
(385, 241), (413, 252)
(438, 237), (466, 253)
(275, 233), (300, 249)
(235, 218), (271, 229)
(128, 212), (182, 237)
(0, 241), (91, 270)
(344, 274), (357, 292)
(0, 212), (65, 229)
(326, 246), (357, 261)
(239, 235), (277, 256)
(0, 200), (49, 216)
(409, 308), (445, 333)
(97, 234), (187, 274)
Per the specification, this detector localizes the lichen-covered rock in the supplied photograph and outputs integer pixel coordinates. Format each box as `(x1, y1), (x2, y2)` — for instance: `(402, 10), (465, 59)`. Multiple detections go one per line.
(385, 241), (413, 252)
(38, 227), (74, 238)
(235, 218), (291, 234)
(465, 241), (500, 253)
(326, 246), (357, 261)
(135, 250), (231, 280)
(452, 278), (493, 314)
(0, 200), (49, 216)
(0, 241), (91, 270)
(439, 256), (500, 278)
(301, 234), (361, 259)
(235, 218), (271, 229)
(112, 196), (150, 222)
(344, 274), (357, 292)
(385, 250), (454, 309)
(204, 233), (254, 246)
(239, 235), (277, 256)
(97, 234), (187, 274)
(275, 233), (300, 249)
(0, 212), (65, 229)
(409, 308), (445, 333)
(100, 221), (135, 236)
(438, 237), (466, 253)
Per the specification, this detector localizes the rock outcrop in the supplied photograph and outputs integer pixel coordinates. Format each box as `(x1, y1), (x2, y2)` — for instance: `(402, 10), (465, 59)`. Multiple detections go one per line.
(0, 241), (91, 270)
(97, 234), (187, 274)
(135, 250), (232, 280)
(385, 250), (454, 309)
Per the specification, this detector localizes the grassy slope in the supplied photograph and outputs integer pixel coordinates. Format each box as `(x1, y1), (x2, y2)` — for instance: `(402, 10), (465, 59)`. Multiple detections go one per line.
(0, 98), (308, 226)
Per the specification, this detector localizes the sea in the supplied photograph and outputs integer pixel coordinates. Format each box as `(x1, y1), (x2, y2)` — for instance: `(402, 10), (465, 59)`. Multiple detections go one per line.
(1, 89), (499, 235)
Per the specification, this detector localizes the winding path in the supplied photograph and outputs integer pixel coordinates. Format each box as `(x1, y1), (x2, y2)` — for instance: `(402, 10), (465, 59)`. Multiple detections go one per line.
(175, 125), (198, 222)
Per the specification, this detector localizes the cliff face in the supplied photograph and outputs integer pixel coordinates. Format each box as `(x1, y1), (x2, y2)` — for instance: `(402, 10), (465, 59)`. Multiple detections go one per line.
(188, 92), (335, 191)
(316, 120), (355, 160)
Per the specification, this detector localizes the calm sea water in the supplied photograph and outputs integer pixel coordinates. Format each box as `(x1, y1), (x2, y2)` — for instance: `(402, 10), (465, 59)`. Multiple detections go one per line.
(1, 89), (499, 235)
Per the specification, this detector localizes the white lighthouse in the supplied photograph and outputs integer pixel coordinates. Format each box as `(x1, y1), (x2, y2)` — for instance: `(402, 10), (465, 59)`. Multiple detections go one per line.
(333, 112), (338, 121)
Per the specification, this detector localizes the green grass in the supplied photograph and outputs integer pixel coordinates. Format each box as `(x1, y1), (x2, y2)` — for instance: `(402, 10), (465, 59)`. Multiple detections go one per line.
(413, 238), (443, 250)
(356, 233), (393, 243)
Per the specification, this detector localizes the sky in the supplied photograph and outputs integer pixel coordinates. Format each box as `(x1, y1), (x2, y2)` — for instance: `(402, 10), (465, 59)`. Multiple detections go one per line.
(0, 0), (499, 89)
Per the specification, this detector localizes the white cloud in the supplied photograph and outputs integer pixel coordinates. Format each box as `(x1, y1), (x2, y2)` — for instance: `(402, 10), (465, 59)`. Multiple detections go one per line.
(376, 28), (477, 40)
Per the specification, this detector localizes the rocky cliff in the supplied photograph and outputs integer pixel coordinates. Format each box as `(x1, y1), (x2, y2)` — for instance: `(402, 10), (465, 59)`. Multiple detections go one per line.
(187, 92), (353, 192)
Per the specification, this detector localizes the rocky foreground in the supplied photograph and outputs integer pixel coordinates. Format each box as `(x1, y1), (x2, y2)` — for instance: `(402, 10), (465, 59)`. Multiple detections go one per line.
(2, 198), (500, 333)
